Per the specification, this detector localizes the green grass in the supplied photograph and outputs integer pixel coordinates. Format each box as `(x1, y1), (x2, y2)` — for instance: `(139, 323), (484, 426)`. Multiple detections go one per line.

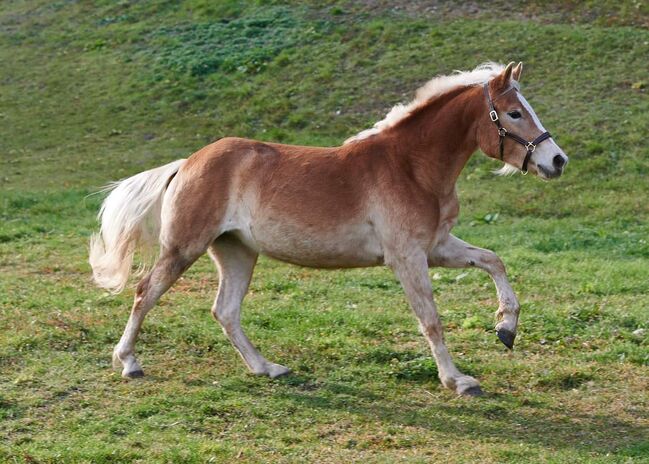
(1, 1), (648, 462)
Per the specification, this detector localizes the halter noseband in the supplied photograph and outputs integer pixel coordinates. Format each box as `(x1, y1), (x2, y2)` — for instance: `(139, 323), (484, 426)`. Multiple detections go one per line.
(483, 83), (552, 174)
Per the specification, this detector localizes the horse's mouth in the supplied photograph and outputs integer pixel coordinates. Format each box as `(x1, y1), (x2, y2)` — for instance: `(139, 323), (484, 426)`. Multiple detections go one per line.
(537, 164), (563, 180)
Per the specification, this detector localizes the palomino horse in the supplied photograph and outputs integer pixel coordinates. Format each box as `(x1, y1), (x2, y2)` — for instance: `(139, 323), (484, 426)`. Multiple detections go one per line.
(90, 62), (567, 396)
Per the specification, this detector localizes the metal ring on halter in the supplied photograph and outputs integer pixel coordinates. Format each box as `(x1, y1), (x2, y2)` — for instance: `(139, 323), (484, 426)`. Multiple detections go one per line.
(498, 127), (508, 137)
(525, 142), (536, 153)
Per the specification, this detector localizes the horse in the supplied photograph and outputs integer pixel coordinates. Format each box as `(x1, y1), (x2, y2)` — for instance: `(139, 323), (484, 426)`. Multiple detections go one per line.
(90, 62), (568, 396)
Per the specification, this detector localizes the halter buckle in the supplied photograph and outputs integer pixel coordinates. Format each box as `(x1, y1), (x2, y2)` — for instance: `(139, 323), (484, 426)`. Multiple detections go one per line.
(525, 142), (536, 153)
(489, 110), (499, 122)
(498, 127), (508, 137)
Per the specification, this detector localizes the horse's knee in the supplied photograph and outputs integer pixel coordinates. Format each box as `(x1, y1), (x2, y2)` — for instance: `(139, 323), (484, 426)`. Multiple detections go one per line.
(481, 250), (506, 274)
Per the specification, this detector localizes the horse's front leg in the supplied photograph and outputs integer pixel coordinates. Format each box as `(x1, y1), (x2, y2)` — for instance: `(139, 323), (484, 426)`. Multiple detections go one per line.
(389, 249), (483, 396)
(430, 234), (520, 349)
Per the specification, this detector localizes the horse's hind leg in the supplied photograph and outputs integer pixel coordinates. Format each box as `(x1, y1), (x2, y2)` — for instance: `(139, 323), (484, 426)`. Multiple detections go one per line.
(209, 234), (290, 378)
(113, 247), (199, 378)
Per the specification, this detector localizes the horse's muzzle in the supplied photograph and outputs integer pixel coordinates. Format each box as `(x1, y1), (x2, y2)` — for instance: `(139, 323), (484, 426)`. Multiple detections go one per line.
(537, 164), (564, 179)
(537, 153), (568, 179)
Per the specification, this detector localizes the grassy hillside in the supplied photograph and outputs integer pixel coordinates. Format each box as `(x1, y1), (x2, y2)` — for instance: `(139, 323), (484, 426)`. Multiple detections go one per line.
(1, 1), (648, 462)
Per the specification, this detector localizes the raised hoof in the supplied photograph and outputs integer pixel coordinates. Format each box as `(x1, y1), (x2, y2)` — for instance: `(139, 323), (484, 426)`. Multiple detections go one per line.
(497, 328), (516, 350)
(123, 369), (145, 379)
(459, 385), (484, 397)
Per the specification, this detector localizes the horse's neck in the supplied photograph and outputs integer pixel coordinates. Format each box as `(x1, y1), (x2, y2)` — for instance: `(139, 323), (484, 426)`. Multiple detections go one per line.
(387, 86), (482, 194)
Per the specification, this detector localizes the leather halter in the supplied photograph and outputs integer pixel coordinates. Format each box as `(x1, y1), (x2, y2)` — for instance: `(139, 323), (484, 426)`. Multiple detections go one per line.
(483, 83), (552, 174)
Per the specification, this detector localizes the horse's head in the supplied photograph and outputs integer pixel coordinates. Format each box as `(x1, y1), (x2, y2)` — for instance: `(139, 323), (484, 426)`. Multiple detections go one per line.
(477, 62), (568, 180)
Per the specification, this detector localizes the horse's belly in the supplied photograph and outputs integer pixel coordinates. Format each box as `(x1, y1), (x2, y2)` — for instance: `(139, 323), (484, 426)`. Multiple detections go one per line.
(239, 219), (384, 268)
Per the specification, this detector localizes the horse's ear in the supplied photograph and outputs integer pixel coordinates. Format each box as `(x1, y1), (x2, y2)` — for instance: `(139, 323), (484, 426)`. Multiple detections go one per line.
(512, 62), (523, 81)
(492, 62), (515, 90)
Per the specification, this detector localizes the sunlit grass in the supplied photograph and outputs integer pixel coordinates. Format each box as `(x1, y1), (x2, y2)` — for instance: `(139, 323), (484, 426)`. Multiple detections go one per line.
(0, 1), (647, 462)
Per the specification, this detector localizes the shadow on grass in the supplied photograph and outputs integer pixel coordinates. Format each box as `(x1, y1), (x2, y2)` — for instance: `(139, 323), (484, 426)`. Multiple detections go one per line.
(238, 373), (647, 456)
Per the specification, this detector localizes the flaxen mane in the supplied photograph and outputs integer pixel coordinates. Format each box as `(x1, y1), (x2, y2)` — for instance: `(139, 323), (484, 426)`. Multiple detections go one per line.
(344, 62), (507, 144)
(344, 62), (523, 177)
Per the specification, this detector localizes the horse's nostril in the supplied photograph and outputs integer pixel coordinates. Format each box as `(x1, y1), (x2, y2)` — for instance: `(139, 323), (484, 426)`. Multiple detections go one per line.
(553, 154), (566, 169)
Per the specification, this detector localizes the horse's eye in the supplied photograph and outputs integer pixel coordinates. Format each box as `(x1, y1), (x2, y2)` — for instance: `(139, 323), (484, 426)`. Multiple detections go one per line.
(508, 110), (522, 119)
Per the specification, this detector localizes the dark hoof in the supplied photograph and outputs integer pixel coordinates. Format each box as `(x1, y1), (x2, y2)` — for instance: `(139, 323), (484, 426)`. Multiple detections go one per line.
(460, 386), (484, 397)
(497, 329), (516, 350)
(124, 369), (145, 379)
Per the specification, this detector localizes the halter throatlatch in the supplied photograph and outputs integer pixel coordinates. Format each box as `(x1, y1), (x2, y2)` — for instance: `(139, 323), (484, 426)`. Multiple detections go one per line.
(483, 83), (552, 174)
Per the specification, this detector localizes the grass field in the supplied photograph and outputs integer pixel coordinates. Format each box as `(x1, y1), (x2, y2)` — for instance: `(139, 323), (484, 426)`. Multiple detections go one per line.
(1, 1), (648, 462)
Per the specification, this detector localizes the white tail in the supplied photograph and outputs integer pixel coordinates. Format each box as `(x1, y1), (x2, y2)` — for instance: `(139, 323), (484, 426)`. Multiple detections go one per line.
(89, 159), (186, 293)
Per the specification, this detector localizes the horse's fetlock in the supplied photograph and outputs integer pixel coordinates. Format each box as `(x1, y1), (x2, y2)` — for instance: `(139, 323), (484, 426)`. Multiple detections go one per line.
(440, 375), (457, 390)
(113, 346), (129, 361)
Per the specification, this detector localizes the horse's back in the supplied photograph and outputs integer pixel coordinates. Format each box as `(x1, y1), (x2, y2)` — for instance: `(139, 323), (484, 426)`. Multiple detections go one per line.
(159, 137), (385, 266)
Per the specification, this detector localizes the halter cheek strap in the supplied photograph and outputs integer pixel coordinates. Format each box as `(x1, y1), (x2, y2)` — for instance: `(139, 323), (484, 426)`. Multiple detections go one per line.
(483, 83), (552, 174)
